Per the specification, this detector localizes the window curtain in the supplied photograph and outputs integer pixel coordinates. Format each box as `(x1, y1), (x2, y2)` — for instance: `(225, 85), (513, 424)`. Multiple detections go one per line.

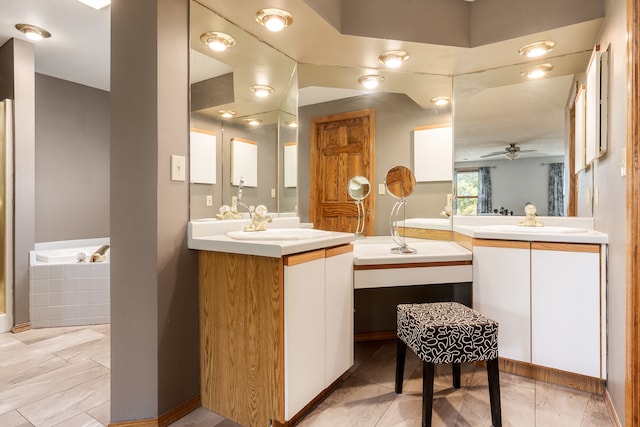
(548, 163), (564, 216)
(478, 167), (492, 214)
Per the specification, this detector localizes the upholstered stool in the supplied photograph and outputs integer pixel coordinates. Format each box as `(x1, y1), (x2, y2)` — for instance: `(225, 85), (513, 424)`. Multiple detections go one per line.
(395, 302), (502, 427)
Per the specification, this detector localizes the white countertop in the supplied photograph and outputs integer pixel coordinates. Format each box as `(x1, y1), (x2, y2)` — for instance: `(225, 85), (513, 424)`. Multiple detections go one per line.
(188, 218), (355, 257)
(454, 224), (609, 244)
(352, 236), (472, 265)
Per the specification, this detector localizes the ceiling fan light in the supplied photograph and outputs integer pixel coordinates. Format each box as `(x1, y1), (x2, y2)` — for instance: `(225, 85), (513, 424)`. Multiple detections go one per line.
(518, 40), (556, 58)
(505, 151), (521, 160)
(256, 8), (293, 32)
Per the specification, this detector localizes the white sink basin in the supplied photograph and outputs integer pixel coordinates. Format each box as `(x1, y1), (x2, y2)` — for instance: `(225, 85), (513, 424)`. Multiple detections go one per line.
(480, 225), (587, 234)
(226, 228), (332, 241)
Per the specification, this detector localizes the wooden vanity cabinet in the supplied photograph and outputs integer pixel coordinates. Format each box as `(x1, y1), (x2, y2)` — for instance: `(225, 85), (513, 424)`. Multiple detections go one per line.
(472, 239), (605, 388)
(199, 244), (353, 427)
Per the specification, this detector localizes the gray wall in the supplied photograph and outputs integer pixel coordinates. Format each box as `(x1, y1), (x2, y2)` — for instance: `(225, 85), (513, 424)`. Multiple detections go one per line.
(111, 0), (199, 421)
(590, 0), (627, 422)
(0, 39), (36, 327)
(299, 92), (453, 235)
(35, 74), (109, 243)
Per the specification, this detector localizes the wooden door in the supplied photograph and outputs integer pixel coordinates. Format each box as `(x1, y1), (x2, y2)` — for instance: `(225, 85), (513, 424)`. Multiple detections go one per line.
(310, 109), (375, 234)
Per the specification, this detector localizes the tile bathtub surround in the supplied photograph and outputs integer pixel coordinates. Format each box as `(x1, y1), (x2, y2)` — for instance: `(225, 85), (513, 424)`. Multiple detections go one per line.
(29, 261), (110, 328)
(0, 327), (614, 427)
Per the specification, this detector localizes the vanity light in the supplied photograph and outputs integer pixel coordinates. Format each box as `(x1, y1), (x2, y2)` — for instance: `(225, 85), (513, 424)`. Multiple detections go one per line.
(245, 118), (262, 126)
(256, 8), (293, 32)
(250, 85), (274, 97)
(518, 40), (556, 58)
(217, 110), (236, 118)
(15, 23), (51, 41)
(358, 75), (384, 89)
(430, 96), (450, 106)
(200, 32), (236, 52)
(286, 120), (298, 128)
(379, 50), (410, 68)
(521, 63), (553, 79)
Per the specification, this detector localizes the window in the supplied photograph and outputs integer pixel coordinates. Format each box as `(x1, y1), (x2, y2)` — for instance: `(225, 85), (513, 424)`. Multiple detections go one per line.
(455, 169), (479, 215)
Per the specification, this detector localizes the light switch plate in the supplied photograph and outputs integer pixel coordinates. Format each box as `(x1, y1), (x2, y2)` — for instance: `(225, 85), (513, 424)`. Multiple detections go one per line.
(206, 195), (213, 206)
(378, 183), (386, 195)
(171, 155), (186, 181)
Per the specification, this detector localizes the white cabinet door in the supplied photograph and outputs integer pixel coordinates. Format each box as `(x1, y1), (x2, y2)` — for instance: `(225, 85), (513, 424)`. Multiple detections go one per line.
(473, 241), (531, 362)
(284, 252), (326, 420)
(531, 243), (601, 378)
(325, 248), (354, 386)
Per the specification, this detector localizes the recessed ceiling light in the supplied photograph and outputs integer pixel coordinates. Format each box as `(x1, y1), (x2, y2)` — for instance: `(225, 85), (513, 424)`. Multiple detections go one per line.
(256, 8), (293, 32)
(379, 50), (410, 68)
(518, 40), (556, 58)
(200, 32), (236, 52)
(15, 23), (51, 41)
(430, 96), (450, 106)
(217, 110), (236, 118)
(77, 0), (111, 10)
(358, 75), (384, 89)
(250, 85), (274, 97)
(286, 121), (298, 128)
(245, 118), (262, 126)
(521, 63), (553, 79)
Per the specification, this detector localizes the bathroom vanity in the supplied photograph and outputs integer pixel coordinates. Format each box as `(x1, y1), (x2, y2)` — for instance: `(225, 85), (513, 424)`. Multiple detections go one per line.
(189, 219), (355, 427)
(453, 220), (608, 393)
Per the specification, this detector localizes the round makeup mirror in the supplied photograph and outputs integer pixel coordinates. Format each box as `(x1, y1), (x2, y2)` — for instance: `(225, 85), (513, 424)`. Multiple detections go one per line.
(384, 166), (417, 254)
(385, 165), (416, 199)
(348, 176), (371, 201)
(347, 176), (371, 237)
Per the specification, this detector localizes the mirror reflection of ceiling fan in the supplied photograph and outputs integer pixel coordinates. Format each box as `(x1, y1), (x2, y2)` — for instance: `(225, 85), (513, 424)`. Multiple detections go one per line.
(480, 143), (537, 160)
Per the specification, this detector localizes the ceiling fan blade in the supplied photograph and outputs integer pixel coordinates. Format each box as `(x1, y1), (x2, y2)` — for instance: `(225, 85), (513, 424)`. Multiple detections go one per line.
(480, 151), (506, 158)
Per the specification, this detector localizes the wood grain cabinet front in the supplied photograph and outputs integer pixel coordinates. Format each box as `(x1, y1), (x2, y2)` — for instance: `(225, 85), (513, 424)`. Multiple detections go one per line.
(199, 244), (354, 427)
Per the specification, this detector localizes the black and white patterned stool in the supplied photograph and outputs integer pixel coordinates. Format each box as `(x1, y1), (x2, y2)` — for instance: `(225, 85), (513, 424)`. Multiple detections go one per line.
(395, 302), (502, 427)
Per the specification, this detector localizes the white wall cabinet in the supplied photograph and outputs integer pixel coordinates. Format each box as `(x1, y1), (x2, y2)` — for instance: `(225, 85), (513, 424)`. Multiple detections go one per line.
(472, 239), (604, 379)
(472, 240), (531, 362)
(284, 246), (354, 420)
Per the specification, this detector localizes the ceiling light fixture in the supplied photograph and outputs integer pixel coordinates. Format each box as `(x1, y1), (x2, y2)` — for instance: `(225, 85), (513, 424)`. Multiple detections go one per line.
(256, 8), (293, 32)
(521, 63), (553, 79)
(518, 40), (556, 58)
(245, 118), (262, 126)
(430, 96), (451, 106)
(379, 50), (410, 68)
(250, 85), (274, 97)
(217, 110), (236, 118)
(200, 32), (236, 52)
(505, 151), (521, 160)
(15, 23), (51, 41)
(358, 75), (384, 89)
(286, 121), (298, 128)
(77, 0), (111, 10)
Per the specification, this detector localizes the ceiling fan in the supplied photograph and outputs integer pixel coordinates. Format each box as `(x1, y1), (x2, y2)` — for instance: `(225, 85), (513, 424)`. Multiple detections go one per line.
(480, 143), (537, 160)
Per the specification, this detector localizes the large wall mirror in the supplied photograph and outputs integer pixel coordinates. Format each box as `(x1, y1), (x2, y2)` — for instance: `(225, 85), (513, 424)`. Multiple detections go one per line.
(189, 0), (603, 228)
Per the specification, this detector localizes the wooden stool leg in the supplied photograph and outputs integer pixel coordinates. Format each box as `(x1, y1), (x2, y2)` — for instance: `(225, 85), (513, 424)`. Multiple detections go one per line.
(452, 363), (461, 388)
(422, 362), (435, 427)
(486, 358), (502, 427)
(395, 339), (407, 394)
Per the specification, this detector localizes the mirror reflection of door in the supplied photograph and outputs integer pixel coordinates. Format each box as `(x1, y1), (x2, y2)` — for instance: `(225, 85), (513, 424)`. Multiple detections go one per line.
(310, 109), (375, 234)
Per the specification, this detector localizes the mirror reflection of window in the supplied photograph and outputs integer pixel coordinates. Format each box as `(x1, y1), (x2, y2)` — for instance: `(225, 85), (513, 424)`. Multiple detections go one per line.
(455, 169), (479, 215)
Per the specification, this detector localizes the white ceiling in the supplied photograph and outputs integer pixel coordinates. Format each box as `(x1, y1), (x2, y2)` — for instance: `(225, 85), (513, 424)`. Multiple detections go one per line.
(0, 0), (603, 161)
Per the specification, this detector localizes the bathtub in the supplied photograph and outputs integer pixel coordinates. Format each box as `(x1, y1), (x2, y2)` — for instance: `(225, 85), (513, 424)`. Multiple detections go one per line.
(29, 238), (110, 328)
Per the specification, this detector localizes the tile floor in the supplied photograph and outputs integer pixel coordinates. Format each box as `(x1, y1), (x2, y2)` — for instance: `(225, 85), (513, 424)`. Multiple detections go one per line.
(0, 325), (614, 427)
